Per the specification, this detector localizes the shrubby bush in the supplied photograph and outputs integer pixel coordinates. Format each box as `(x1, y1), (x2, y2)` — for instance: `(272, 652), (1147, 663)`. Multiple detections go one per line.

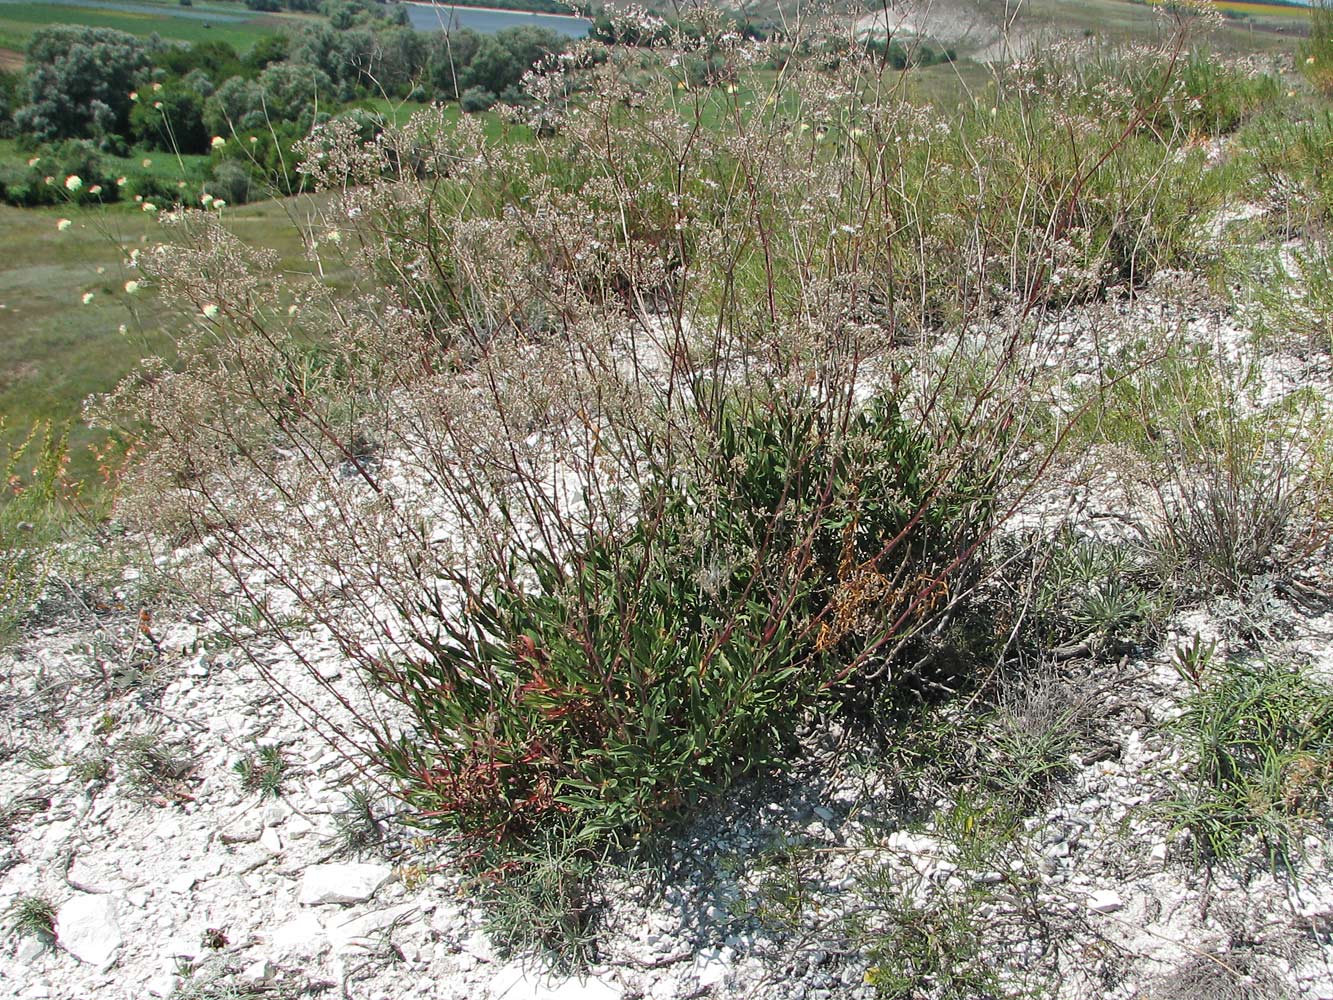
(0, 140), (120, 207)
(459, 85), (496, 113)
(207, 159), (254, 205)
(102, 15), (1248, 932)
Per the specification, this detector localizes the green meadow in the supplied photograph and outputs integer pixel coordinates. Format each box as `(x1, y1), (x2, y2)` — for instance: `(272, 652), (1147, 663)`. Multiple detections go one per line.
(0, 0), (317, 59)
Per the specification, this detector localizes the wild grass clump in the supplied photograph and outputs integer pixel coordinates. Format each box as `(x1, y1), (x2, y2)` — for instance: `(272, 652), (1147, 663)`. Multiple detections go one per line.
(1301, 0), (1333, 98)
(0, 422), (75, 643)
(1074, 342), (1332, 594)
(98, 12), (1246, 933)
(1239, 108), (1333, 229)
(233, 745), (286, 798)
(7, 894), (56, 941)
(1164, 641), (1333, 868)
(119, 732), (196, 802)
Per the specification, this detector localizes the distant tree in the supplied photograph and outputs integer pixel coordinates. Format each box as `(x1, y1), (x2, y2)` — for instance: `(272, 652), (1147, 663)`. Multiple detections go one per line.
(257, 61), (334, 121)
(459, 26), (563, 100)
(244, 34), (291, 72)
(208, 159), (253, 205)
(0, 70), (18, 139)
(493, 25), (564, 78)
(157, 39), (244, 82)
(373, 26), (428, 96)
(129, 84), (208, 153)
(328, 3), (357, 30)
(203, 75), (265, 135)
(460, 36), (518, 96)
(426, 29), (481, 99)
(14, 26), (153, 144)
(182, 68), (216, 98)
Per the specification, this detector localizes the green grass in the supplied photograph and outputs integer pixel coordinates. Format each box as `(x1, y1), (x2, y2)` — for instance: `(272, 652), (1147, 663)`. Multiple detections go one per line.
(0, 191), (319, 486)
(1163, 646), (1333, 868)
(965, 0), (1305, 56)
(0, 0), (317, 57)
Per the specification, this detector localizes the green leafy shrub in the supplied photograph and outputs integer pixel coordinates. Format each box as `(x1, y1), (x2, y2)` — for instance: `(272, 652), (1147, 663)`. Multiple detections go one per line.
(381, 393), (993, 847)
(0, 142), (120, 208)
(459, 86), (497, 113)
(129, 85), (209, 154)
(14, 26), (152, 145)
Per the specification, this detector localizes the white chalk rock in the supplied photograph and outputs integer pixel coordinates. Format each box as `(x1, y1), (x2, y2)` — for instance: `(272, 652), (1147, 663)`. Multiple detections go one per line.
(489, 966), (623, 1000)
(56, 894), (123, 969)
(270, 911), (329, 959)
(299, 863), (393, 906)
(240, 959), (275, 984)
(1087, 889), (1124, 914)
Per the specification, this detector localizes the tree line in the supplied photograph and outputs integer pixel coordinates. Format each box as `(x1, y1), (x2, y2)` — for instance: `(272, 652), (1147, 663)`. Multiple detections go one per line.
(0, 0), (570, 206)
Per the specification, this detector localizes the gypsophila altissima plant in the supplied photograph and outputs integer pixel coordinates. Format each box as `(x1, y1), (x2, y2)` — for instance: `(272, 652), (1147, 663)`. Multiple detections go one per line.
(98, 9), (1234, 875)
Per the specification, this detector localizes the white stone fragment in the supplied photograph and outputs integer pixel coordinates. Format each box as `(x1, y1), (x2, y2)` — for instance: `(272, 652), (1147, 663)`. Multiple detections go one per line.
(270, 911), (328, 959)
(488, 966), (622, 1000)
(240, 959), (275, 984)
(56, 894), (124, 969)
(299, 863), (393, 906)
(259, 827), (283, 854)
(1087, 889), (1124, 914)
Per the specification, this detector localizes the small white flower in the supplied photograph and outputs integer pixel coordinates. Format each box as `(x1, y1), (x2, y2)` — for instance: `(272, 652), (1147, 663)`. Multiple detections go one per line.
(88, 184), (102, 195)
(201, 193), (214, 206)
(96, 266), (105, 274)
(213, 199), (226, 209)
(287, 305), (298, 316)
(152, 82), (162, 92)
(325, 229), (343, 244)
(177, 181), (186, 189)
(26, 157), (39, 167)
(202, 303), (219, 319)
(129, 91), (138, 101)
(249, 136), (258, 144)
(142, 202), (157, 213)
(57, 218), (72, 232)
(124, 280), (140, 294)
(153, 101), (163, 110)
(81, 292), (94, 305)
(65, 175), (83, 191)
(142, 158), (152, 168)
(43, 176), (54, 185)
(117, 323), (127, 334)
(211, 136), (226, 149)
(116, 176), (127, 186)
